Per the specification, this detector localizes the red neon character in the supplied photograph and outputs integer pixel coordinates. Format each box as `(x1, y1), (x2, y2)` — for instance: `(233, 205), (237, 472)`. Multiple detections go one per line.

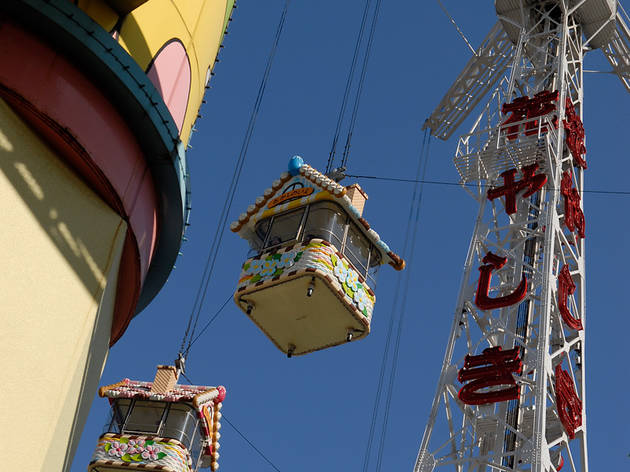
(555, 364), (582, 439)
(458, 346), (522, 405)
(560, 171), (585, 239)
(487, 163), (547, 214)
(501, 96), (530, 140)
(475, 252), (528, 311)
(524, 90), (560, 136)
(557, 265), (583, 330)
(563, 98), (587, 169)
(501, 90), (558, 140)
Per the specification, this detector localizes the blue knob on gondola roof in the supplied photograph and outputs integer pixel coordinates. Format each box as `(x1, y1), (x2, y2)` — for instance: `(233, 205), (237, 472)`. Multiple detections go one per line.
(288, 155), (304, 176)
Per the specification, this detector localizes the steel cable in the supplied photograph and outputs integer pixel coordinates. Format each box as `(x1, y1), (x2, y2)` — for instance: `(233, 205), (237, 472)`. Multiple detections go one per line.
(375, 134), (431, 472)
(326, 0), (374, 174)
(181, 369), (283, 472)
(340, 0), (384, 168)
(185, 294), (232, 356)
(361, 129), (430, 472)
(223, 414), (283, 472)
(345, 174), (630, 195)
(179, 0), (292, 359)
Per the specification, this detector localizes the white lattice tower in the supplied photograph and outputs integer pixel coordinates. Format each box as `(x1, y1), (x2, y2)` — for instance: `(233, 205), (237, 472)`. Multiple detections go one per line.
(413, 2), (604, 471)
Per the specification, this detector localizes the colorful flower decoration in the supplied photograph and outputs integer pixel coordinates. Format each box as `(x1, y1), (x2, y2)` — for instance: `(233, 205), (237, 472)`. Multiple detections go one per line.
(236, 242), (373, 318)
(102, 438), (168, 464)
(345, 268), (359, 292)
(333, 258), (348, 284)
(260, 259), (276, 277)
(280, 252), (296, 268)
(239, 250), (306, 288)
(248, 259), (263, 274)
(127, 439), (145, 454)
(108, 441), (128, 458)
(354, 289), (371, 315)
(142, 444), (160, 461)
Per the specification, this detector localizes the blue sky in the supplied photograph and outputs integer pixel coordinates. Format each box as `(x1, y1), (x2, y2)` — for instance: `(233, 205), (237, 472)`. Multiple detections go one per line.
(73, 1), (629, 470)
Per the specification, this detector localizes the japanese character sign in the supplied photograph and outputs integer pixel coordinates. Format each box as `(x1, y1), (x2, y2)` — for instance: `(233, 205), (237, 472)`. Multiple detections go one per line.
(557, 265), (583, 330)
(487, 163), (547, 215)
(458, 346), (523, 405)
(560, 171), (585, 239)
(501, 90), (559, 140)
(563, 98), (587, 169)
(555, 364), (582, 439)
(475, 252), (528, 311)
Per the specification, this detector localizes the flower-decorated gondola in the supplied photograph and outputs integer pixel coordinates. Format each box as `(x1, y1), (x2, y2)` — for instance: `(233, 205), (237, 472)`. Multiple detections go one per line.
(230, 156), (405, 357)
(88, 366), (225, 472)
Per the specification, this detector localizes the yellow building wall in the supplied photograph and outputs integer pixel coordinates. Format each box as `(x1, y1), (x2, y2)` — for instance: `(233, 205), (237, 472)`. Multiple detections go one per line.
(78, 0), (234, 146)
(0, 99), (127, 471)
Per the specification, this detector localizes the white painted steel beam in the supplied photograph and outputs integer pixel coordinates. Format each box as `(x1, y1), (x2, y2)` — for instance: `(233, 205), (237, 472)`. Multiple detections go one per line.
(414, 5), (589, 472)
(424, 22), (514, 141)
(601, 8), (630, 91)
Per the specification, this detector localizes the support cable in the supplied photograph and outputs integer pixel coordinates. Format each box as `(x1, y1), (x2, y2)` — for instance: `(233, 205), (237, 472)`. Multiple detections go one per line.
(179, 0), (292, 360)
(185, 294), (232, 356)
(223, 414), (283, 472)
(361, 129), (430, 472)
(340, 0), (384, 169)
(326, 0), (374, 174)
(182, 369), (283, 472)
(375, 134), (431, 472)
(435, 0), (477, 56)
(345, 174), (630, 195)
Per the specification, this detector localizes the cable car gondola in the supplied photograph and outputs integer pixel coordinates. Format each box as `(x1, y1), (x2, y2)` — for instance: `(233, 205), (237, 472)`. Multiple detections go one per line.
(230, 156), (405, 357)
(88, 365), (225, 472)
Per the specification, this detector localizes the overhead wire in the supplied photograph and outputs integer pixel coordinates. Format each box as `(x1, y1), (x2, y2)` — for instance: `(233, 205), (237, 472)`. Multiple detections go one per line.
(182, 369), (283, 472)
(340, 0), (384, 169)
(345, 174), (630, 196)
(375, 134), (431, 472)
(184, 294), (232, 356)
(326, 0), (374, 174)
(361, 129), (430, 472)
(435, 0), (477, 56)
(179, 0), (292, 359)
(223, 414), (283, 472)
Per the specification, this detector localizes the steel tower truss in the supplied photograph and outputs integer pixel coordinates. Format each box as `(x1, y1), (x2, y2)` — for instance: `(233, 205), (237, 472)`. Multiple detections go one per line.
(414, 3), (594, 472)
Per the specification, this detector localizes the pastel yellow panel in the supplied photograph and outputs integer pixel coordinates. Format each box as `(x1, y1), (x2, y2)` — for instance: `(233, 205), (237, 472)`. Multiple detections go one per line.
(0, 98), (126, 471)
(78, 0), (233, 146)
